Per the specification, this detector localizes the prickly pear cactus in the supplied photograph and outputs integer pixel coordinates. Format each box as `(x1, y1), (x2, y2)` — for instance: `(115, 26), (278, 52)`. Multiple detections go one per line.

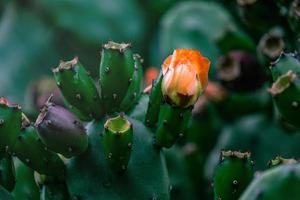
(0, 41), (210, 199)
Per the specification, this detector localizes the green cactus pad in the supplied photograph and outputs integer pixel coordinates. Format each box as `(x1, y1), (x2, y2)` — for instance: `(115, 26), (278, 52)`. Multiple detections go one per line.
(145, 72), (163, 128)
(13, 124), (65, 177)
(102, 115), (133, 172)
(155, 103), (192, 148)
(65, 118), (170, 200)
(240, 164), (300, 200)
(0, 98), (22, 154)
(99, 41), (136, 113)
(0, 154), (15, 191)
(53, 57), (103, 120)
(213, 150), (254, 200)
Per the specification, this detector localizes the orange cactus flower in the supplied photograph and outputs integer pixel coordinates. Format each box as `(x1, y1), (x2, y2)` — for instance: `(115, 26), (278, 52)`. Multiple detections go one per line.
(161, 49), (210, 108)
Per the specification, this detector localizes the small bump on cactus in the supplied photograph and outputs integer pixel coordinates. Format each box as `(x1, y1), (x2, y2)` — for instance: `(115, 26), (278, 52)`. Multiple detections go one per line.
(213, 150), (254, 200)
(102, 115), (133, 172)
(35, 97), (88, 158)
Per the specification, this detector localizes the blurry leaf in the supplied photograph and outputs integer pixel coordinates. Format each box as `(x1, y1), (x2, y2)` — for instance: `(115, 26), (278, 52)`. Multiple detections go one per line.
(37, 0), (147, 49)
(0, 3), (60, 104)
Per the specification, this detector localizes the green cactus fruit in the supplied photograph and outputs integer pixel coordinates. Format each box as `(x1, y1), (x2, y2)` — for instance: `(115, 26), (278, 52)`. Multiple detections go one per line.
(102, 115), (133, 172)
(155, 103), (191, 148)
(269, 53), (300, 128)
(145, 72), (163, 128)
(65, 118), (170, 200)
(99, 41), (137, 113)
(216, 51), (265, 92)
(53, 57), (103, 120)
(268, 156), (298, 168)
(35, 101), (88, 158)
(119, 54), (143, 112)
(240, 163), (300, 200)
(12, 159), (39, 200)
(0, 185), (13, 200)
(13, 116), (65, 177)
(0, 97), (22, 154)
(213, 150), (254, 200)
(0, 154), (15, 192)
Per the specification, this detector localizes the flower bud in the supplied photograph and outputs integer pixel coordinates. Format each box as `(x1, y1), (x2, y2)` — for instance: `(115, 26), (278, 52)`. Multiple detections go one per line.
(161, 49), (210, 108)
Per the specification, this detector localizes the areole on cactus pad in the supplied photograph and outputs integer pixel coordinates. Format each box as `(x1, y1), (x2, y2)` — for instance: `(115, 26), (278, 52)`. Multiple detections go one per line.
(0, 41), (210, 199)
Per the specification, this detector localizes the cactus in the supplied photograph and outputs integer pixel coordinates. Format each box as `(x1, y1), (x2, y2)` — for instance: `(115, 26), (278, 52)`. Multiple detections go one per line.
(269, 52), (300, 128)
(0, 41), (210, 199)
(240, 163), (300, 200)
(213, 150), (254, 200)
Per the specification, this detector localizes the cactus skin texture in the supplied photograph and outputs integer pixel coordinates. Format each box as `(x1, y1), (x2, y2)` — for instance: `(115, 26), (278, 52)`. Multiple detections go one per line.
(269, 53), (300, 128)
(240, 163), (300, 200)
(53, 57), (103, 120)
(155, 104), (191, 148)
(0, 97), (22, 154)
(213, 150), (254, 200)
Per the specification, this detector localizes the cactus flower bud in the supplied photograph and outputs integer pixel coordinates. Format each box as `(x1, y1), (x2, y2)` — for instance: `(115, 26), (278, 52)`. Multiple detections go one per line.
(161, 49), (210, 108)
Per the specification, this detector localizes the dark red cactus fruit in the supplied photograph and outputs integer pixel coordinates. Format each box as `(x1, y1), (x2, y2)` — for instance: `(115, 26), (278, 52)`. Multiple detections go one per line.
(216, 51), (266, 92)
(35, 98), (88, 158)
